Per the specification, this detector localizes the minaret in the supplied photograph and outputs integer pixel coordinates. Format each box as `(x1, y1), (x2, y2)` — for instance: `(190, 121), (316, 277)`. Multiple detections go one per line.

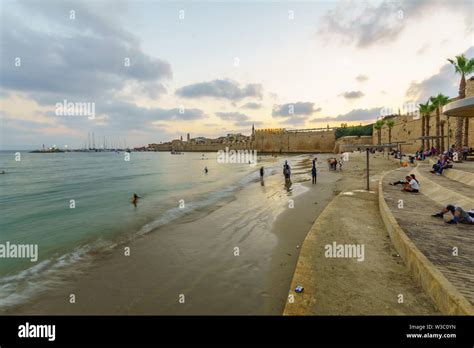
(252, 124), (255, 141)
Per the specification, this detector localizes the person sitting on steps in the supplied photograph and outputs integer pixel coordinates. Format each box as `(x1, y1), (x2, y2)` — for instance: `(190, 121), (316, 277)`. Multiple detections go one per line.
(432, 204), (474, 225)
(401, 174), (419, 193)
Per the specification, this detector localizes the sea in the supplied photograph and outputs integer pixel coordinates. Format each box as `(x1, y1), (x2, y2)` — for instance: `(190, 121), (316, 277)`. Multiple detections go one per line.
(0, 150), (283, 311)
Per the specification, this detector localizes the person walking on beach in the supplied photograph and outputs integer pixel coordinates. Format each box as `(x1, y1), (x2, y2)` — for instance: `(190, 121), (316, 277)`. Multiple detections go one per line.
(311, 163), (317, 184)
(260, 166), (264, 178)
(283, 160), (291, 181)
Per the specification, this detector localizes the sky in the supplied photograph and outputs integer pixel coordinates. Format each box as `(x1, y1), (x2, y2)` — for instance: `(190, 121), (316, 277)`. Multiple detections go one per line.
(0, 0), (473, 149)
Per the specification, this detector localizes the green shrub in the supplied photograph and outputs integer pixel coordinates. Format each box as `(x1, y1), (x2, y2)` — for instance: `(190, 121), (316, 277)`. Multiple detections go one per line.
(335, 124), (373, 139)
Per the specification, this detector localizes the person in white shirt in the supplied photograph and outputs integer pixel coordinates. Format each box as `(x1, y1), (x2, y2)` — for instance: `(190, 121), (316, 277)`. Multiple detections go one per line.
(402, 175), (419, 193)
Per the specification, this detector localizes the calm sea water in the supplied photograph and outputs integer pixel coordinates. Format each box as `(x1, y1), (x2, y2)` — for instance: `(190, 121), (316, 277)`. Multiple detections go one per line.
(0, 151), (278, 309)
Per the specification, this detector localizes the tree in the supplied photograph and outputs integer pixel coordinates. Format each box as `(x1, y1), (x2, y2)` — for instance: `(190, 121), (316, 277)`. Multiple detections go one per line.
(374, 119), (385, 145)
(465, 118), (470, 147)
(427, 103), (437, 148)
(429, 93), (449, 152)
(385, 119), (395, 144)
(418, 102), (430, 149)
(447, 54), (474, 147)
(440, 119), (446, 152)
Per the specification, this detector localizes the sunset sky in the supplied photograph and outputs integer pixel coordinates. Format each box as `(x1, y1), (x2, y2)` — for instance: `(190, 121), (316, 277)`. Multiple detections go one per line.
(1, 0), (472, 149)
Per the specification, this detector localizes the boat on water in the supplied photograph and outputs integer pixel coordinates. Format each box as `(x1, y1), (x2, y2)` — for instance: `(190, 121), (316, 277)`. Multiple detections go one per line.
(170, 150), (183, 155)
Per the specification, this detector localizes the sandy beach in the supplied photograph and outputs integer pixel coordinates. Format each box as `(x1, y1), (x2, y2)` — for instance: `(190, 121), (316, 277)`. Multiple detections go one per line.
(9, 154), (342, 315)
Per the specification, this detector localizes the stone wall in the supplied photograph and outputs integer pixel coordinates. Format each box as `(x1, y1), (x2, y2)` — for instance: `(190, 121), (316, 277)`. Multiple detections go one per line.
(150, 129), (337, 153)
(373, 78), (474, 153)
(467, 76), (474, 97)
(373, 114), (474, 153)
(254, 129), (335, 153)
(334, 135), (373, 153)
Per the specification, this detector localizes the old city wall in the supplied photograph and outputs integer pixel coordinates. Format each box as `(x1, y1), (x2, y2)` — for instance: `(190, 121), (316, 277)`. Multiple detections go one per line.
(334, 136), (373, 153)
(373, 115), (474, 153)
(254, 130), (335, 153)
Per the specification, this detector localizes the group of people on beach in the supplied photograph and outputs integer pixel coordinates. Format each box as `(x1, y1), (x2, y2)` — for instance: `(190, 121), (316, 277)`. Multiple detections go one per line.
(327, 157), (342, 171)
(415, 144), (472, 162)
(281, 157), (318, 185)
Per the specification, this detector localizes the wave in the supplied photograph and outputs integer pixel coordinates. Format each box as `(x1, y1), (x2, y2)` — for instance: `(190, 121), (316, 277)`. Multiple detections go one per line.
(0, 161), (282, 312)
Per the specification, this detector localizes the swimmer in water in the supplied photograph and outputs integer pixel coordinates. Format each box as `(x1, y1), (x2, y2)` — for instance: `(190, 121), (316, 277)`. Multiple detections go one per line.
(132, 193), (141, 206)
(204, 166), (208, 174)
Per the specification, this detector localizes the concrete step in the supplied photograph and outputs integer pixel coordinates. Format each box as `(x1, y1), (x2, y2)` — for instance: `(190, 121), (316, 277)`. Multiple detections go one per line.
(428, 158), (474, 187)
(381, 168), (474, 313)
(413, 164), (474, 208)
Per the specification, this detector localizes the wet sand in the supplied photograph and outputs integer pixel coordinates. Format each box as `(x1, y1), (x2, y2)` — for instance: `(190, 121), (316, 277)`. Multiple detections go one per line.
(11, 154), (341, 315)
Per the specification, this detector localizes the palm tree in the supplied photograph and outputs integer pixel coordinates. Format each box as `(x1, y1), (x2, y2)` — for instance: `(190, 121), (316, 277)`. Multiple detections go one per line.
(374, 119), (385, 145)
(386, 119), (395, 144)
(447, 54), (474, 147)
(418, 102), (430, 149)
(440, 119), (446, 152)
(465, 118), (470, 147)
(429, 93), (449, 152)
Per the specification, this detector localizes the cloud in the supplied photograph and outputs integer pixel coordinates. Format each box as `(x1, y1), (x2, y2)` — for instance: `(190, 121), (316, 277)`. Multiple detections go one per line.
(272, 102), (320, 117)
(355, 74), (368, 82)
(235, 120), (263, 127)
(341, 91), (364, 99)
(43, 100), (207, 133)
(406, 46), (474, 102)
(279, 117), (307, 127)
(318, 0), (472, 48)
(215, 112), (249, 122)
(240, 102), (262, 109)
(314, 107), (382, 122)
(0, 3), (172, 101)
(416, 43), (431, 56)
(215, 111), (261, 128)
(176, 79), (262, 100)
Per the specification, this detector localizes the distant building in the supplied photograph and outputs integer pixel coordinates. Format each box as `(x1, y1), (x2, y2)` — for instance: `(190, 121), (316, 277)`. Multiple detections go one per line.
(193, 136), (208, 144)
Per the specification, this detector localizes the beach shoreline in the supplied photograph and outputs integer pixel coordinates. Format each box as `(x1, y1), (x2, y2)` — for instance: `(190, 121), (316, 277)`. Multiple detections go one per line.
(7, 154), (341, 315)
